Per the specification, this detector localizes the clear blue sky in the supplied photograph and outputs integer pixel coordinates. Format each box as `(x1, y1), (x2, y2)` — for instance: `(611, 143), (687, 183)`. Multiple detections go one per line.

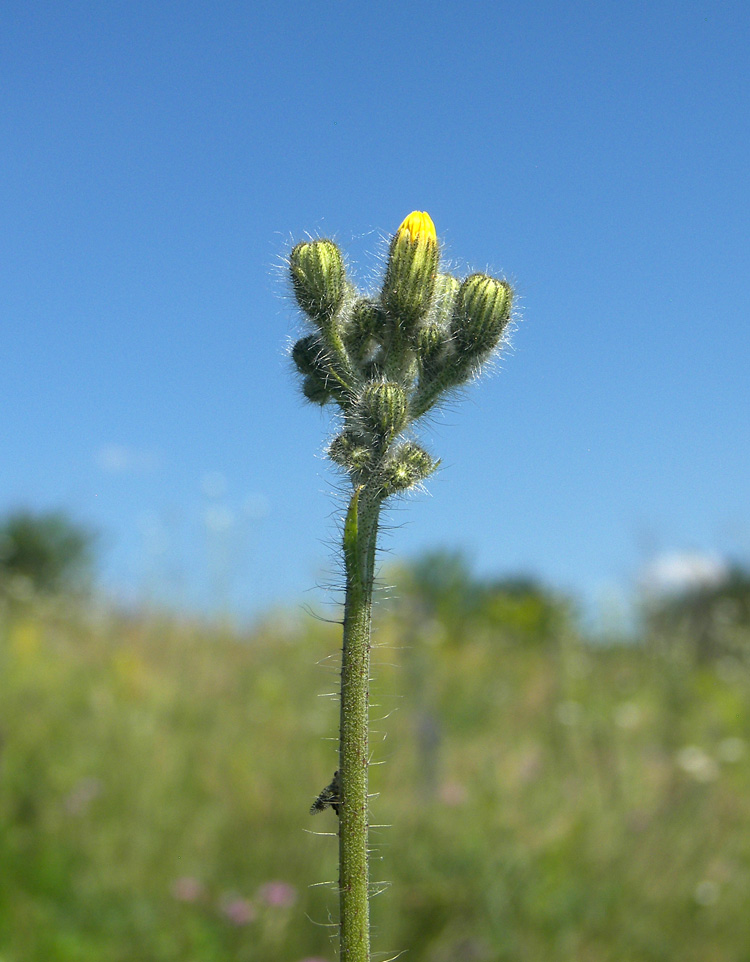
(2, 0), (748, 619)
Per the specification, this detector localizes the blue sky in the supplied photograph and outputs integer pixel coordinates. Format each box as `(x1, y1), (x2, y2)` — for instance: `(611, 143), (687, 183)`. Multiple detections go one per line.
(2, 0), (748, 619)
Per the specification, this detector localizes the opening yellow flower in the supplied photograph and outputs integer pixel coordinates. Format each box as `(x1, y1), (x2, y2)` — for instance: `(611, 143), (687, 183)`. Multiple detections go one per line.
(383, 210), (440, 326)
(397, 210), (436, 243)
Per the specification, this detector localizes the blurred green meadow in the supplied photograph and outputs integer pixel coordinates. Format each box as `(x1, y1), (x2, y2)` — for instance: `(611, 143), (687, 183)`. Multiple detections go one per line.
(2, 558), (750, 962)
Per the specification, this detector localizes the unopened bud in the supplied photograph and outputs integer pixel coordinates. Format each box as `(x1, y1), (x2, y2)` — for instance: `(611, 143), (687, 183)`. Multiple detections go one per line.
(345, 299), (383, 363)
(451, 274), (512, 359)
(291, 334), (325, 377)
(290, 239), (345, 326)
(381, 210), (439, 327)
(360, 381), (408, 438)
(381, 442), (439, 495)
(328, 432), (373, 473)
(431, 273), (460, 327)
(301, 373), (331, 406)
(416, 323), (447, 375)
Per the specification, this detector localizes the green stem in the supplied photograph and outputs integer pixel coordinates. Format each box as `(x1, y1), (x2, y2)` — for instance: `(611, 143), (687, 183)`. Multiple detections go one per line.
(410, 356), (470, 420)
(338, 484), (382, 962)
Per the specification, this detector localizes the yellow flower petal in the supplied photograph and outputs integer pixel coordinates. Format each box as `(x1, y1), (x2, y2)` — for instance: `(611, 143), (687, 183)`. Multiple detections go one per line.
(397, 210), (436, 243)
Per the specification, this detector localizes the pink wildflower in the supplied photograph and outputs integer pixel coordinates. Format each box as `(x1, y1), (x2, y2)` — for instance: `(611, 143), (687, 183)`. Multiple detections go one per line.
(258, 880), (297, 908)
(221, 895), (256, 926)
(439, 779), (468, 806)
(171, 876), (204, 903)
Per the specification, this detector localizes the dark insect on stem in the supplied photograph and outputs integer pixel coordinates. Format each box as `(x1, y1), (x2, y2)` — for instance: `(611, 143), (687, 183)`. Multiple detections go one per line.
(310, 770), (342, 816)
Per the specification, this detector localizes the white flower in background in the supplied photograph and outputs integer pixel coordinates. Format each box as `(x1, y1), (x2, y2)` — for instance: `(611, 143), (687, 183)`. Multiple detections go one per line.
(675, 745), (719, 782)
(614, 701), (642, 730)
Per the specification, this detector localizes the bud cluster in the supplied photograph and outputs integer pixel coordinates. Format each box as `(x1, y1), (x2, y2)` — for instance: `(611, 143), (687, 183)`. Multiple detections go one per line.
(289, 212), (513, 498)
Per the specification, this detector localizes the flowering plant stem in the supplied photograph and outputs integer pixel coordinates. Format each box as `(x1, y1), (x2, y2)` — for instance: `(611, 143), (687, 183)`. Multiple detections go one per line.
(338, 485), (380, 961)
(288, 211), (514, 962)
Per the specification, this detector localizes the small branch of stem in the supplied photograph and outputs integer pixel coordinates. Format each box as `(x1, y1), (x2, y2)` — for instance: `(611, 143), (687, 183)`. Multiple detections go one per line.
(338, 483), (381, 962)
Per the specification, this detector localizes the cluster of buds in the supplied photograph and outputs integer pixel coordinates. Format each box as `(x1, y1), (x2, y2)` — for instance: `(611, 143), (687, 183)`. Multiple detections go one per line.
(289, 212), (513, 497)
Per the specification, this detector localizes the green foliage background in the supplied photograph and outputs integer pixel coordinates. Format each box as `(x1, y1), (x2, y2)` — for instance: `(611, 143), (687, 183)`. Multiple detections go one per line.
(0, 511), (94, 597)
(2, 575), (750, 962)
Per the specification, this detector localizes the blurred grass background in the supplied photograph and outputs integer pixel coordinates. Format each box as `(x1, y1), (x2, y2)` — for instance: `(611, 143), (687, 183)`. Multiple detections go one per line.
(2, 539), (750, 962)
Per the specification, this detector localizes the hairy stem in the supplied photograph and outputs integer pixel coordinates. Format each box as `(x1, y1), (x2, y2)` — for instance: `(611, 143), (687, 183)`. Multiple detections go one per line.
(338, 484), (381, 962)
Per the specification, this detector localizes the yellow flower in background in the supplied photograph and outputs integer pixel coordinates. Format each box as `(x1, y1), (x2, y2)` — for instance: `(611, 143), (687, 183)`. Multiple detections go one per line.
(113, 648), (149, 698)
(10, 618), (41, 659)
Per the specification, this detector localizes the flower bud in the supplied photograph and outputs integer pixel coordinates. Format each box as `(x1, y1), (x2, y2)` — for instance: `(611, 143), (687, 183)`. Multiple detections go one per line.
(381, 442), (439, 495)
(360, 381), (408, 438)
(301, 373), (331, 406)
(416, 322), (447, 375)
(451, 274), (512, 359)
(344, 299), (383, 364)
(381, 211), (439, 328)
(289, 239), (345, 327)
(431, 273), (460, 327)
(328, 432), (373, 473)
(291, 334), (325, 377)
